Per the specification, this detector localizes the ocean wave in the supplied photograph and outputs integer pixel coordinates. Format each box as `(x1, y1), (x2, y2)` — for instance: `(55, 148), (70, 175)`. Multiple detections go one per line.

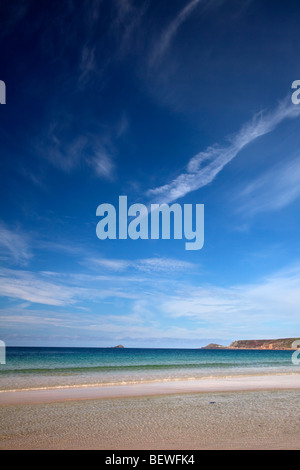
(1, 371), (299, 394)
(0, 360), (294, 375)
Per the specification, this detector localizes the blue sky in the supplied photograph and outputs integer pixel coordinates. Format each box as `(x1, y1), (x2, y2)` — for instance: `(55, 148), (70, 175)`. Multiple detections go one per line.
(1, 0), (300, 347)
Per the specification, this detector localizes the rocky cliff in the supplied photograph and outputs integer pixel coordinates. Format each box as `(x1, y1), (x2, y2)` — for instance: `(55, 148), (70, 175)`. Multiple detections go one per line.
(203, 337), (300, 350)
(229, 338), (299, 350)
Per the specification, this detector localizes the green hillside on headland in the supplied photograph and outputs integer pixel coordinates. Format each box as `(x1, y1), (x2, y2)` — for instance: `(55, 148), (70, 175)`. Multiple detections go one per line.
(202, 337), (300, 350)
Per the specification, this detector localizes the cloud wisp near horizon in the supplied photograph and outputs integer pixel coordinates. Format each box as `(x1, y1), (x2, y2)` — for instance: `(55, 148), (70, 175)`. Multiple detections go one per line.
(1, 259), (300, 346)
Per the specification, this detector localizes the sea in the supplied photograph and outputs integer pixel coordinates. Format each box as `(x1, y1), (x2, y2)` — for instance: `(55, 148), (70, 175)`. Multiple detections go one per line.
(0, 347), (299, 392)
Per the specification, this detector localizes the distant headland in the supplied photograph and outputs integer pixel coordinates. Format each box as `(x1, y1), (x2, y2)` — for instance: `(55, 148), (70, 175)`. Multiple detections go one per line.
(202, 337), (300, 350)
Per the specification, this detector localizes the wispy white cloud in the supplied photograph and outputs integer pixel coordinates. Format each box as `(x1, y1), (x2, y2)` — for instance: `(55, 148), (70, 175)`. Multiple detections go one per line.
(36, 121), (115, 180)
(0, 223), (32, 265)
(0, 268), (137, 307)
(0, 269), (78, 306)
(150, 0), (231, 66)
(160, 263), (300, 338)
(77, 0), (104, 87)
(78, 45), (97, 86)
(111, 0), (149, 57)
(0, 253), (196, 308)
(89, 256), (195, 273)
(90, 257), (130, 271)
(1, 263), (300, 344)
(147, 98), (300, 204)
(151, 0), (204, 65)
(136, 257), (195, 272)
(77, 0), (148, 88)
(0, 308), (204, 346)
(238, 155), (300, 215)
(89, 150), (115, 179)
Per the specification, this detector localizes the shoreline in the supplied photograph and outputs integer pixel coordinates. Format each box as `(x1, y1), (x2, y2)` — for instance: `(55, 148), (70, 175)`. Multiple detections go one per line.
(1, 373), (299, 406)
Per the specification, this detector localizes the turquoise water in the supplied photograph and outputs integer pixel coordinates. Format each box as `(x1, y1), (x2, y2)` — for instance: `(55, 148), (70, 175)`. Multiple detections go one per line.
(0, 347), (298, 391)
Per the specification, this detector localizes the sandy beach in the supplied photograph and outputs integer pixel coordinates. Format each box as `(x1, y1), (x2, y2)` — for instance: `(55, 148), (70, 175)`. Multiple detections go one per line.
(0, 373), (300, 405)
(1, 373), (299, 450)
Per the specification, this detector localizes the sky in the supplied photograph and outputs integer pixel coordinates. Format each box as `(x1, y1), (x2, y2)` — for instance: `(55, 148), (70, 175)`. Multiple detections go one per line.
(1, 0), (300, 348)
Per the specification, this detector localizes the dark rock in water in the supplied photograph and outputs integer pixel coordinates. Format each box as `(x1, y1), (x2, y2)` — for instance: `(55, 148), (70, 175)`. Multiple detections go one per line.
(111, 344), (124, 348)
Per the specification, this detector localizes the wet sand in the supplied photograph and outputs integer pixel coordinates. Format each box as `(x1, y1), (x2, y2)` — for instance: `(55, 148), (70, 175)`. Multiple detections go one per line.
(0, 373), (300, 405)
(0, 389), (299, 449)
(1, 374), (300, 449)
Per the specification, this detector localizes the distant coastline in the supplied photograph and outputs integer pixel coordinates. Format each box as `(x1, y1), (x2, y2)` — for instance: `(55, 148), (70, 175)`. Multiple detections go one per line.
(202, 337), (300, 350)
